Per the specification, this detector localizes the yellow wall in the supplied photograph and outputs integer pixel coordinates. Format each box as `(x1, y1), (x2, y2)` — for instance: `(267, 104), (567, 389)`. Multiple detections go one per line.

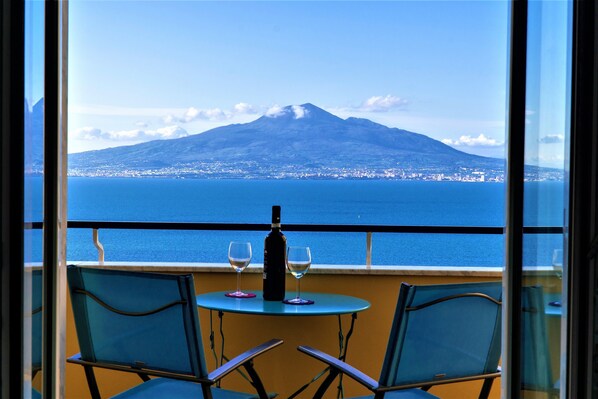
(65, 270), (502, 399)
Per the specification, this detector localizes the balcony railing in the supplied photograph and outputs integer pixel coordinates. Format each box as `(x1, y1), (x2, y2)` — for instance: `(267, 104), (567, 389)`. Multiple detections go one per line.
(30, 221), (562, 267)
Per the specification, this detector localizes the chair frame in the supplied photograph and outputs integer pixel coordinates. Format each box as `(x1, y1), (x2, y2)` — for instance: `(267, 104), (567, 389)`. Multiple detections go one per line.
(298, 283), (502, 399)
(68, 339), (282, 399)
(67, 266), (282, 399)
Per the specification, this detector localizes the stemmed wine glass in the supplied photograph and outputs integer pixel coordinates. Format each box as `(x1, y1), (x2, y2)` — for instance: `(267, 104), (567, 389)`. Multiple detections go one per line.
(225, 241), (256, 298)
(552, 249), (563, 280)
(549, 249), (563, 307)
(283, 246), (314, 305)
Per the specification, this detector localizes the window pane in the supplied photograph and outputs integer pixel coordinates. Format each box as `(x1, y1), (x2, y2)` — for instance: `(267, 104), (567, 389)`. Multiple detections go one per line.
(24, 0), (45, 396)
(521, 1), (572, 397)
(69, 1), (509, 267)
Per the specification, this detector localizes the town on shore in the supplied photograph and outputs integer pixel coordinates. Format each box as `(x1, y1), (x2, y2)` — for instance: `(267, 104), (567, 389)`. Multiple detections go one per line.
(66, 163), (564, 182)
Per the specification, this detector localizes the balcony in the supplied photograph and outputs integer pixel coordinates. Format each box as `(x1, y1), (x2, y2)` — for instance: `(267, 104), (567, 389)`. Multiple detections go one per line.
(52, 221), (562, 398)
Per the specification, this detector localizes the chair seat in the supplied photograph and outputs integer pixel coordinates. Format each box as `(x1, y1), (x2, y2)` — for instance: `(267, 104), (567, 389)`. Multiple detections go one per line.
(111, 377), (276, 399)
(351, 388), (439, 399)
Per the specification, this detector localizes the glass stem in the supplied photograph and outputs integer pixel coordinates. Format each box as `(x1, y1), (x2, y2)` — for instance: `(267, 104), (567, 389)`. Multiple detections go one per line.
(296, 278), (301, 299)
(236, 271), (241, 293)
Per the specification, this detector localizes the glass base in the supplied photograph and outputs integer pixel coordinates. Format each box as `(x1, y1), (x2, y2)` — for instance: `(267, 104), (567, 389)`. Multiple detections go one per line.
(225, 291), (256, 298)
(283, 298), (314, 305)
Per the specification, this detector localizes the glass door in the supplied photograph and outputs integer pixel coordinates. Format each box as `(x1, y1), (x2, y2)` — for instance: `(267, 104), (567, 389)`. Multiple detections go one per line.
(24, 1), (46, 397)
(519, 1), (572, 398)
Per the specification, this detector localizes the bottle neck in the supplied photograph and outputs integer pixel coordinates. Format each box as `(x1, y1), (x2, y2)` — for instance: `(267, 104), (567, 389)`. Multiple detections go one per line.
(271, 223), (281, 229)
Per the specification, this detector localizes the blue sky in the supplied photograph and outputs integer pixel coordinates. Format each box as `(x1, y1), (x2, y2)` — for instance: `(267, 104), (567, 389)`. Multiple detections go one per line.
(69, 1), (515, 159)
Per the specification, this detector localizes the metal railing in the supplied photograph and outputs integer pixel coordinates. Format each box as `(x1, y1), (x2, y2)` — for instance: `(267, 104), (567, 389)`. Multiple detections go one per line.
(28, 221), (562, 267)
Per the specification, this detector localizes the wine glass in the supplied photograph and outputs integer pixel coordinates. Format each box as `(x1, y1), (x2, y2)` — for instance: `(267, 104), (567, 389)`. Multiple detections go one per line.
(225, 241), (256, 298)
(283, 246), (314, 305)
(552, 249), (563, 280)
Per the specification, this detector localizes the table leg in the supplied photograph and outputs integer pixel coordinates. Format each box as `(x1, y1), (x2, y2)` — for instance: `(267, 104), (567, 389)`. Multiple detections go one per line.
(218, 310), (226, 367)
(208, 311), (227, 366)
(208, 310), (252, 387)
(336, 313), (357, 399)
(208, 310), (223, 387)
(209, 310), (218, 366)
(287, 312), (358, 399)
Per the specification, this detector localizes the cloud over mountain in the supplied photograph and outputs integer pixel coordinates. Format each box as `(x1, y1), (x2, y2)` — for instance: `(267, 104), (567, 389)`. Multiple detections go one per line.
(163, 107), (228, 123)
(442, 134), (503, 148)
(360, 95), (408, 112)
(73, 125), (189, 141)
(291, 105), (309, 119)
(233, 102), (257, 114)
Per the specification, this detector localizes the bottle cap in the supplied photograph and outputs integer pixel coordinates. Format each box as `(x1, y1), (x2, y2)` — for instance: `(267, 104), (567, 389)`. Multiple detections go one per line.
(272, 205), (281, 224)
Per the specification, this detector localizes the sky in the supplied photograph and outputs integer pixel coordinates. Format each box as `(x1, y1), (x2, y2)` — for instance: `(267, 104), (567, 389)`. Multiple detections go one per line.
(67, 1), (569, 167)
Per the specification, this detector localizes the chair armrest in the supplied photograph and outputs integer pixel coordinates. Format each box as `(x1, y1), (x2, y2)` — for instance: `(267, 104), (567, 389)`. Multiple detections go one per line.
(67, 353), (82, 363)
(207, 339), (283, 382)
(297, 345), (379, 391)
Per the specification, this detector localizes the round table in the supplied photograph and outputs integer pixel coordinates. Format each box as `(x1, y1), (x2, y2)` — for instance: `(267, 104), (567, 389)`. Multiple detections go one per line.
(197, 290), (370, 316)
(197, 290), (371, 399)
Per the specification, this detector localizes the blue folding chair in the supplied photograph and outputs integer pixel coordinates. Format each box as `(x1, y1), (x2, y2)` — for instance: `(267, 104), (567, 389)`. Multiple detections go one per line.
(31, 269), (43, 399)
(67, 265), (283, 399)
(298, 282), (502, 399)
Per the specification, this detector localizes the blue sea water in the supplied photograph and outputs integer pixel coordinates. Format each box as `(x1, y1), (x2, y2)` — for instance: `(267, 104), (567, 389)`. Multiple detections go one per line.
(61, 178), (564, 267)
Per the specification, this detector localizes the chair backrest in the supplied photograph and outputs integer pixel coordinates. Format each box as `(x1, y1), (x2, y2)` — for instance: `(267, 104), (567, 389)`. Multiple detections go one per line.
(379, 281), (502, 387)
(67, 265), (208, 379)
(521, 285), (554, 392)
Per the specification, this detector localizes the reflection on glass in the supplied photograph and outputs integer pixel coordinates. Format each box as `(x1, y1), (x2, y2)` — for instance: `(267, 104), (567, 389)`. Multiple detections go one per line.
(521, 286), (557, 395)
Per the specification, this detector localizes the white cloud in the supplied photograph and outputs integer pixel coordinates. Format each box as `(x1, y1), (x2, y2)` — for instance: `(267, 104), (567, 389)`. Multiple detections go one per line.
(292, 105), (308, 119)
(183, 107), (202, 121)
(234, 102), (257, 114)
(151, 126), (189, 139)
(136, 121), (149, 128)
(164, 107), (228, 124)
(263, 104), (310, 119)
(161, 103), (259, 124)
(72, 125), (188, 141)
(73, 127), (104, 140)
(107, 129), (142, 140)
(72, 102), (260, 122)
(539, 134), (564, 144)
(265, 105), (287, 118)
(361, 95), (408, 112)
(442, 134), (503, 147)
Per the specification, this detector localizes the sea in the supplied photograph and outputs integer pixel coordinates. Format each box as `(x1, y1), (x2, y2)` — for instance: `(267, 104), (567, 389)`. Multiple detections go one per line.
(26, 177), (565, 267)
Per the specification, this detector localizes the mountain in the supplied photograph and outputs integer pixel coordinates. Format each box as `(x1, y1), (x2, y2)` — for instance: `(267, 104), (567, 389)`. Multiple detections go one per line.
(69, 103), (507, 180)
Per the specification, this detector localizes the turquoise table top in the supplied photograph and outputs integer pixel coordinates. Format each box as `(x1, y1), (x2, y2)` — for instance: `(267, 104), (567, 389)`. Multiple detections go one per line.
(196, 290), (370, 316)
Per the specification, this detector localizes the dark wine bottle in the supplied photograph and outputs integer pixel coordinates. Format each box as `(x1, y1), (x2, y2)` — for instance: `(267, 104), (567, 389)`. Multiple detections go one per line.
(263, 205), (286, 301)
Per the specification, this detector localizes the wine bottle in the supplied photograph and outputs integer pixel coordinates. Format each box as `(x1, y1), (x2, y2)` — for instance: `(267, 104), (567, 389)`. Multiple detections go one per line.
(263, 205), (286, 301)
